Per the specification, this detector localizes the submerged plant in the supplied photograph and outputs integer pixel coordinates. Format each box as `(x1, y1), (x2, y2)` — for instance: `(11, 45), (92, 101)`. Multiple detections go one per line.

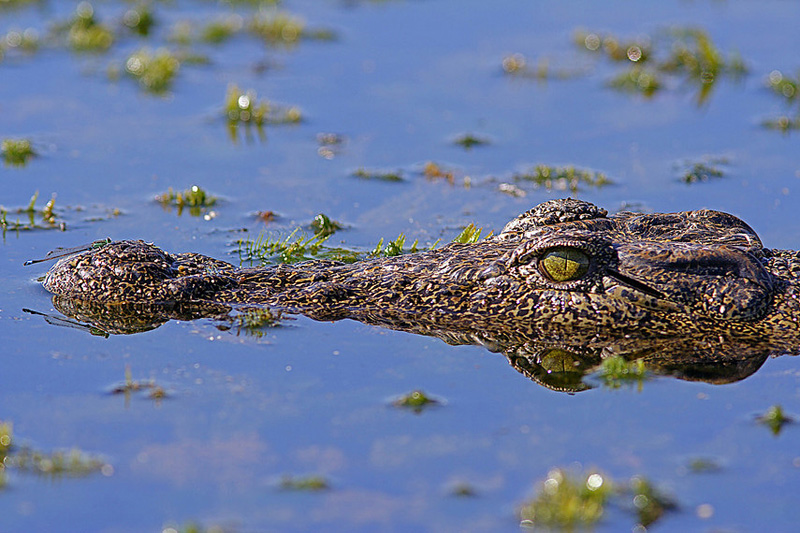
(122, 3), (156, 37)
(156, 185), (217, 216)
(512, 164), (611, 193)
(1, 138), (36, 166)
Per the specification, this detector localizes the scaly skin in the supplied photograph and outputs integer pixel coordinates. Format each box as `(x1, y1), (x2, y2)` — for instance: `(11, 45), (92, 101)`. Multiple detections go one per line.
(41, 198), (800, 338)
(36, 198), (800, 391)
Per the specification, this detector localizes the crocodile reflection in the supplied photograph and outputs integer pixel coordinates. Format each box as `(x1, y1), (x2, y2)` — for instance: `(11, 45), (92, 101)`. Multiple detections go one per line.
(39, 286), (790, 394)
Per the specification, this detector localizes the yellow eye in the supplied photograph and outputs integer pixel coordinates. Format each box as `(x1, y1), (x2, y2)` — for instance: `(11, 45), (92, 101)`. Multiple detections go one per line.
(540, 247), (590, 282)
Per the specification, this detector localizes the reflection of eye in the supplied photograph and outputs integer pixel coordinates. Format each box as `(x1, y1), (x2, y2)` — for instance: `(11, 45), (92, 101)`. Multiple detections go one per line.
(539, 247), (590, 282)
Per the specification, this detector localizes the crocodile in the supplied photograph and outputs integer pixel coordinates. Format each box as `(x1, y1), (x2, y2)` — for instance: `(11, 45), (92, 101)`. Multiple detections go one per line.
(34, 198), (800, 391)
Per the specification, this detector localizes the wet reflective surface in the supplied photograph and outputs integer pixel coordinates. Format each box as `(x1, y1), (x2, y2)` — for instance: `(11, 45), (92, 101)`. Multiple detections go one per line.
(3, 1), (800, 531)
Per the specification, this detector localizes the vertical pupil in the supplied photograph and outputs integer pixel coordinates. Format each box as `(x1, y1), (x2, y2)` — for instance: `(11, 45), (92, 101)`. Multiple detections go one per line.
(541, 248), (589, 282)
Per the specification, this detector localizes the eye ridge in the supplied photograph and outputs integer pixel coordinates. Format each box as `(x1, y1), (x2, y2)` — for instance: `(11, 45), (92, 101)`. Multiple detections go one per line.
(539, 246), (591, 282)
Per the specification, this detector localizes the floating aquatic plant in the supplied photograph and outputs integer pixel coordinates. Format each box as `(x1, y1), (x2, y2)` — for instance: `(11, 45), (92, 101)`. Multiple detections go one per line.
(122, 3), (155, 37)
(452, 223), (485, 244)
(518, 468), (674, 530)
(757, 404), (793, 436)
(309, 213), (343, 237)
(125, 47), (181, 93)
(511, 164), (611, 193)
(392, 389), (439, 413)
(248, 10), (334, 47)
(110, 365), (167, 402)
(679, 157), (727, 184)
(64, 2), (114, 52)
(575, 27), (746, 104)
(422, 161), (455, 184)
(453, 133), (489, 149)
(224, 84), (302, 127)
(279, 474), (330, 491)
(156, 185), (217, 216)
(1, 138), (36, 166)
(352, 167), (404, 182)
(0, 191), (61, 237)
(0, 418), (109, 484)
(597, 355), (649, 390)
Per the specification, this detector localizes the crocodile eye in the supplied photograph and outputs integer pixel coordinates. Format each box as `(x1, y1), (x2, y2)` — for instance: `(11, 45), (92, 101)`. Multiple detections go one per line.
(540, 247), (590, 282)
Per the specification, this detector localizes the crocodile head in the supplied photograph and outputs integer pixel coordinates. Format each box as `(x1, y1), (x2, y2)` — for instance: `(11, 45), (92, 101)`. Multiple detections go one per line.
(493, 198), (776, 331)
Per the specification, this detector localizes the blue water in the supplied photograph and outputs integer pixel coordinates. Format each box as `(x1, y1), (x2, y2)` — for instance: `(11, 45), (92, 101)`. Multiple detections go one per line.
(2, 1), (800, 531)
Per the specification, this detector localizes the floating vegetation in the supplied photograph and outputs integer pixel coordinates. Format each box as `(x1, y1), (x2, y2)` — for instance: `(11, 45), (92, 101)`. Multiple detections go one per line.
(764, 70), (800, 132)
(687, 457), (722, 474)
(125, 47), (180, 93)
(762, 115), (800, 133)
(236, 229), (330, 264)
(422, 161), (455, 184)
(317, 132), (346, 159)
(511, 164), (611, 193)
(110, 365), (168, 402)
(452, 223), (485, 244)
(1, 137), (36, 166)
(217, 306), (284, 337)
(575, 27), (746, 104)
(450, 482), (477, 497)
(162, 522), (230, 533)
(392, 389), (439, 413)
(518, 468), (674, 530)
(156, 185), (218, 216)
(0, 419), (109, 485)
(122, 3), (155, 37)
(310, 213), (343, 237)
(768, 70), (799, 105)
(518, 469), (610, 530)
(0, 191), (62, 237)
(248, 10), (334, 47)
(352, 167), (404, 182)
(63, 2), (115, 52)
(757, 404), (793, 436)
(0, 27), (39, 59)
(679, 157), (727, 184)
(371, 233), (422, 258)
(596, 355), (649, 390)
(201, 15), (243, 44)
(224, 84), (302, 131)
(279, 474), (330, 491)
(453, 133), (489, 149)
(501, 53), (583, 80)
